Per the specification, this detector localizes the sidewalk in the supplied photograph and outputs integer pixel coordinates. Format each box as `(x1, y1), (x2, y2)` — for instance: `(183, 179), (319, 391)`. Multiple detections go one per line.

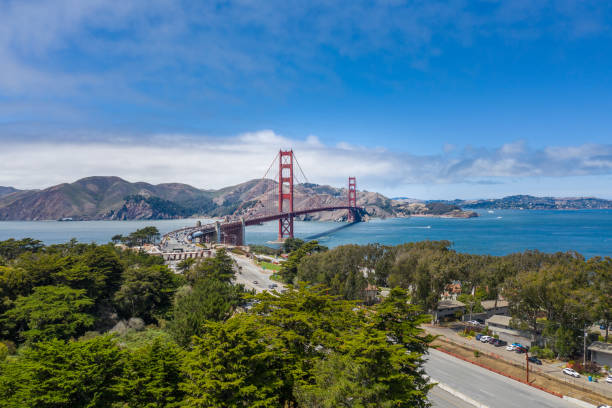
(424, 324), (612, 398)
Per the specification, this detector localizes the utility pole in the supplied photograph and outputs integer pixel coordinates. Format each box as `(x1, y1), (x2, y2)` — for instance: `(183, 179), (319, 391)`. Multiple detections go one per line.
(525, 351), (529, 383)
(583, 326), (588, 367)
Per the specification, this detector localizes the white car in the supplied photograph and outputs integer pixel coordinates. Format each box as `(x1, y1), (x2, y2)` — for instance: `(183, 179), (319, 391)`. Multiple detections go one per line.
(506, 345), (516, 351)
(467, 320), (480, 326)
(562, 368), (580, 378)
(480, 335), (492, 342)
(605, 376), (612, 384)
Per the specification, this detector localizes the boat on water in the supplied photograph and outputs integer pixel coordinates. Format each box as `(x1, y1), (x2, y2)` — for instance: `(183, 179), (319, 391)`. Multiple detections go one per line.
(487, 210), (494, 214)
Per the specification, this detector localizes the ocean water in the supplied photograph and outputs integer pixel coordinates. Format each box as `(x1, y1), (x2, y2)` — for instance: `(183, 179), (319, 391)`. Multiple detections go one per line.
(0, 210), (610, 257)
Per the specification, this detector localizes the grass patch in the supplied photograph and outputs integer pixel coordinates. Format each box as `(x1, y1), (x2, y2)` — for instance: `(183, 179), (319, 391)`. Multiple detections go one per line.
(259, 261), (281, 271)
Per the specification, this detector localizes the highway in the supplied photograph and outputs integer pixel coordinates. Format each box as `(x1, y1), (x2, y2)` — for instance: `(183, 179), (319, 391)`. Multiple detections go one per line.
(425, 349), (581, 408)
(230, 253), (285, 293)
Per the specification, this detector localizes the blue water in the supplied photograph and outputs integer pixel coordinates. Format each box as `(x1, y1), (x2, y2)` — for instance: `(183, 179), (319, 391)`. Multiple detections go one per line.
(0, 210), (610, 257)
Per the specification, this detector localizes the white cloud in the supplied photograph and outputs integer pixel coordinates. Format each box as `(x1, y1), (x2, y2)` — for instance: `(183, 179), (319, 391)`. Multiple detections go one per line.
(0, 131), (611, 199)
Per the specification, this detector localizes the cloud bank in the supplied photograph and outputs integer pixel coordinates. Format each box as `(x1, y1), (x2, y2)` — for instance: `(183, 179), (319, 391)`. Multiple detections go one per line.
(1, 131), (610, 199)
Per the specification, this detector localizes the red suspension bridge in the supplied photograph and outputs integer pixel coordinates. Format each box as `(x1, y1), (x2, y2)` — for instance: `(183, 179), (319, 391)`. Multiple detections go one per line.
(164, 149), (363, 246)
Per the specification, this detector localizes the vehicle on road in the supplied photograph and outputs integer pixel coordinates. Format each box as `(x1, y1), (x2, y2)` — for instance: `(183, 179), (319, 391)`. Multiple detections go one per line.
(268, 283), (278, 289)
(562, 368), (580, 378)
(527, 356), (542, 365)
(605, 376), (612, 384)
(252, 280), (259, 284)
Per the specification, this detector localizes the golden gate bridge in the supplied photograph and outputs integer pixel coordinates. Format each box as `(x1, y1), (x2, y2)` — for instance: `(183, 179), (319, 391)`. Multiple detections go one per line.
(164, 149), (363, 246)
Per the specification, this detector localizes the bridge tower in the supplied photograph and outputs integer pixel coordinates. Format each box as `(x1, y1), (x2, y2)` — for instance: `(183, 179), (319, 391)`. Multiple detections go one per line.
(347, 176), (357, 222)
(278, 150), (294, 241)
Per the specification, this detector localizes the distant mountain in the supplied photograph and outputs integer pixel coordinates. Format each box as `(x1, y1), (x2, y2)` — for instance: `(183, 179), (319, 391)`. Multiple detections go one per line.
(432, 195), (612, 210)
(0, 187), (20, 197)
(0, 176), (476, 221)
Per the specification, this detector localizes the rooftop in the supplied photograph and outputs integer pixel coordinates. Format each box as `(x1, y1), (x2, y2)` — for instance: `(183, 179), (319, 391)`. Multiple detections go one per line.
(481, 300), (509, 310)
(486, 314), (513, 327)
(587, 341), (612, 355)
(436, 299), (465, 310)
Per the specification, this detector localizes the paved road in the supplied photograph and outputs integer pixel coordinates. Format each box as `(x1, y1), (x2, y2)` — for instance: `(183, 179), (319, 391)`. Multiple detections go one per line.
(425, 349), (581, 408)
(230, 253), (285, 293)
(429, 385), (477, 408)
(425, 324), (612, 398)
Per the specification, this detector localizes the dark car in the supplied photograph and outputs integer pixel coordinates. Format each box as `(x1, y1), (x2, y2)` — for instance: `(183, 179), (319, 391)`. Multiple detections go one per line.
(487, 337), (497, 344)
(493, 339), (507, 347)
(528, 356), (542, 365)
(515, 347), (527, 354)
(475, 334), (483, 341)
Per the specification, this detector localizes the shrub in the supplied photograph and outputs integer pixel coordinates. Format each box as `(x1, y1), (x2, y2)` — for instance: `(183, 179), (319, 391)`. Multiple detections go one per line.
(474, 350), (480, 358)
(574, 361), (600, 375)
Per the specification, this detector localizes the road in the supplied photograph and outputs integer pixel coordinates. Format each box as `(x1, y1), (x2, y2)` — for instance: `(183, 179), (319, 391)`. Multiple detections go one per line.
(425, 349), (582, 408)
(230, 253), (285, 293)
(429, 385), (477, 408)
(426, 324), (612, 398)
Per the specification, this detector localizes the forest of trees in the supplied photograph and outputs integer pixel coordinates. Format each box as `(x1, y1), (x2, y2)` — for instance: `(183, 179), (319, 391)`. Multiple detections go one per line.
(0, 237), (434, 407)
(280, 240), (611, 359)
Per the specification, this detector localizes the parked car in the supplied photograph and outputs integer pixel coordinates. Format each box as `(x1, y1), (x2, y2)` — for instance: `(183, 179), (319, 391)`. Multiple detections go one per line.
(528, 356), (542, 365)
(562, 368), (580, 378)
(493, 339), (507, 347)
(606, 376), (612, 384)
(467, 320), (480, 326)
(475, 334), (483, 341)
(515, 347), (527, 354)
(480, 335), (492, 343)
(506, 345), (516, 351)
(252, 280), (259, 284)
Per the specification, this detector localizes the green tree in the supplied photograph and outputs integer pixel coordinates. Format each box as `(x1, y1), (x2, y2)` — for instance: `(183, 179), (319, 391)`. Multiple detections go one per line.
(181, 314), (288, 408)
(2, 285), (94, 343)
(0, 335), (122, 408)
(279, 240), (326, 284)
(117, 337), (186, 407)
(114, 265), (180, 323)
(185, 249), (235, 284)
(168, 278), (245, 347)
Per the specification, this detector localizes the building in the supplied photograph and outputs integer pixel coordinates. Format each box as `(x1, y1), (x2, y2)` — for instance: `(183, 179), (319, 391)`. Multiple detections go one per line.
(588, 342), (612, 367)
(362, 284), (379, 305)
(465, 300), (510, 322)
(432, 299), (465, 322)
(485, 314), (535, 346)
(441, 281), (462, 300)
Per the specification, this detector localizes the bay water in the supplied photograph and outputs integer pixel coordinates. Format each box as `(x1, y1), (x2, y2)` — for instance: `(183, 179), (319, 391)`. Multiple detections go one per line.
(0, 210), (610, 257)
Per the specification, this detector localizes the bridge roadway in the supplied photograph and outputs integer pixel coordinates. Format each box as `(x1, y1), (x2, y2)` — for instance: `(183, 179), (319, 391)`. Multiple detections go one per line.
(163, 205), (362, 244)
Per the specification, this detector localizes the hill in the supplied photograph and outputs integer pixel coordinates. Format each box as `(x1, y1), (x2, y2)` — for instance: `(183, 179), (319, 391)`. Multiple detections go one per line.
(435, 195), (612, 210)
(0, 176), (477, 221)
(0, 187), (20, 197)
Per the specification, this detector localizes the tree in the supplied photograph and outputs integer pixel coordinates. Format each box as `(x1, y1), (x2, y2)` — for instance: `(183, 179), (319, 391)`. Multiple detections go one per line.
(279, 240), (326, 284)
(0, 335), (122, 408)
(117, 337), (186, 407)
(185, 249), (235, 284)
(282, 238), (305, 253)
(589, 257), (612, 342)
(111, 234), (124, 244)
(168, 278), (245, 347)
(2, 285), (94, 343)
(177, 258), (196, 274)
(181, 314), (288, 408)
(114, 265), (180, 323)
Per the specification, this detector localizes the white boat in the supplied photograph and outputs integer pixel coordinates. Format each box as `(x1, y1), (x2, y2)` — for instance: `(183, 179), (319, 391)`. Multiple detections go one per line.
(487, 210), (494, 214)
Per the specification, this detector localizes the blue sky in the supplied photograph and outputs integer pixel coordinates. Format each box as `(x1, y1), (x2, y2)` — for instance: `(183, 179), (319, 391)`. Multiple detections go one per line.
(1, 0), (611, 198)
